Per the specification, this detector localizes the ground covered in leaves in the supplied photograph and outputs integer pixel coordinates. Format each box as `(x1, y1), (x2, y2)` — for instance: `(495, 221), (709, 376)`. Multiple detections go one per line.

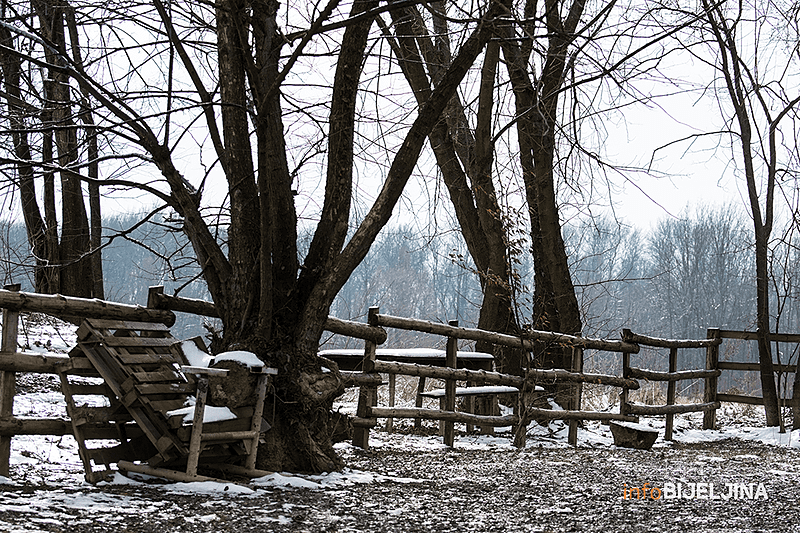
(2, 425), (798, 533)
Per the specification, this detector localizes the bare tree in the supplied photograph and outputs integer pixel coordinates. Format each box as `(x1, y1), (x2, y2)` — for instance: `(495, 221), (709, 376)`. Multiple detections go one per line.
(0, 0), (505, 471)
(698, 0), (800, 426)
(0, 0), (102, 297)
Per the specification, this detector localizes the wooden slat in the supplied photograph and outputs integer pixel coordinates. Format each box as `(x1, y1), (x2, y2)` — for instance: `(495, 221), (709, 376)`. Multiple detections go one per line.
(101, 337), (179, 348)
(717, 361), (797, 373)
(67, 383), (114, 396)
(131, 369), (183, 383)
(83, 318), (171, 333)
(135, 382), (195, 395)
(625, 401), (720, 415)
(116, 352), (180, 365)
(148, 399), (189, 413)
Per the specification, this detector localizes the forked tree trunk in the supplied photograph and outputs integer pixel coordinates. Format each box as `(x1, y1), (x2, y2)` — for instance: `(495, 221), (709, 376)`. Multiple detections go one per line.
(500, 0), (584, 383)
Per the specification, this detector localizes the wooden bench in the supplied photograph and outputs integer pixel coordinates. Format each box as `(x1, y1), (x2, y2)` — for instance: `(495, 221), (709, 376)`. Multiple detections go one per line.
(420, 385), (520, 435)
(64, 318), (277, 483)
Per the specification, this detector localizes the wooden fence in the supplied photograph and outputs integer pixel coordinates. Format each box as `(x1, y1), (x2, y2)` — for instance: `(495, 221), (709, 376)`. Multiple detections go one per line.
(0, 283), (175, 476)
(704, 329), (800, 429)
(3, 283), (799, 472)
(349, 308), (642, 448)
(620, 329), (722, 439)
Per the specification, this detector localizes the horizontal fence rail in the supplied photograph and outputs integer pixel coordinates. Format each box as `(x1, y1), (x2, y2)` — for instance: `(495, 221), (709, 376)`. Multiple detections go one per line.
(0, 288), (175, 326)
(373, 313), (641, 354)
(147, 286), (388, 344)
(621, 329), (722, 440)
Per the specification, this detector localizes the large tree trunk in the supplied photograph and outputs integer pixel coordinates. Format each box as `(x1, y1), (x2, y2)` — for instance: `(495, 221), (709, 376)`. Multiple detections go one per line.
(701, 0), (780, 426)
(0, 26), (52, 292)
(754, 225), (780, 425)
(35, 0), (94, 298)
(389, 4), (523, 373)
(500, 0), (584, 381)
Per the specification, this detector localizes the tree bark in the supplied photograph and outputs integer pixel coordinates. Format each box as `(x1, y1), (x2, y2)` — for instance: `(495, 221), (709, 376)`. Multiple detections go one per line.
(702, 0), (780, 426)
(34, 0), (94, 298)
(499, 0), (584, 378)
(388, 4), (523, 373)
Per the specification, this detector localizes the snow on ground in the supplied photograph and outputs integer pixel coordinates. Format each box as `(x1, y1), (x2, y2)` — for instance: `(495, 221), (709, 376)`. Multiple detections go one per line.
(2, 317), (800, 531)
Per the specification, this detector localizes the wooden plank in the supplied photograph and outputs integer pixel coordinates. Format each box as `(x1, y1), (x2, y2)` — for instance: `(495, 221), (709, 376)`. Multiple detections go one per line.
(0, 290), (174, 326)
(83, 318), (171, 332)
(352, 307), (379, 450)
(622, 329), (721, 348)
(175, 417), (252, 438)
(703, 329), (720, 430)
(148, 399), (190, 413)
(374, 313), (640, 354)
(369, 406), (519, 427)
(246, 374), (270, 470)
(101, 337), (179, 348)
(186, 378), (208, 476)
(526, 368), (639, 390)
(718, 330), (800, 343)
(131, 369), (183, 383)
(0, 283), (20, 477)
(628, 367), (722, 381)
(115, 353), (179, 366)
(665, 347), (677, 441)
(118, 460), (228, 484)
(134, 382), (195, 395)
(626, 401), (720, 415)
(149, 285), (387, 344)
(421, 386), (520, 397)
(66, 383), (114, 396)
(717, 361), (797, 373)
(526, 407), (640, 422)
(443, 321), (458, 447)
(368, 359), (524, 387)
(716, 393), (768, 406)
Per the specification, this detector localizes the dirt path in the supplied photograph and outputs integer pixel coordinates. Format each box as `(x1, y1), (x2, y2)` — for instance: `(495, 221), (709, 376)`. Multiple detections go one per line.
(1, 434), (797, 532)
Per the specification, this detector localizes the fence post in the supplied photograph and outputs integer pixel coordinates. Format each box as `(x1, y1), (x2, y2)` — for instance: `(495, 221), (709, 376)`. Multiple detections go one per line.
(703, 328), (720, 430)
(665, 347), (678, 440)
(443, 320), (458, 447)
(352, 307), (379, 449)
(0, 283), (20, 477)
(620, 329), (632, 419)
(567, 346), (582, 446)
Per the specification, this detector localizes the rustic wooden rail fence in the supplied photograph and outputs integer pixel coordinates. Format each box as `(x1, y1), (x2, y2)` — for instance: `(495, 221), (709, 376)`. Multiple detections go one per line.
(0, 283), (176, 476)
(704, 329), (800, 429)
(620, 329), (722, 440)
(3, 283), (799, 475)
(345, 308), (643, 448)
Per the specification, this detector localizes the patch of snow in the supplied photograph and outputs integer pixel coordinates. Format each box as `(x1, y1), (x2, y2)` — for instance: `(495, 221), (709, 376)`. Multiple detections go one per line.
(214, 350), (264, 368)
(165, 404), (237, 424)
(252, 468), (422, 490)
(165, 481), (257, 495)
(181, 340), (213, 367)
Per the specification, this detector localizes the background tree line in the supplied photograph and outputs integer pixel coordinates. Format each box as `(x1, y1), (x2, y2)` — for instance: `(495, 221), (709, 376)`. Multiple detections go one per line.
(5, 202), (798, 396)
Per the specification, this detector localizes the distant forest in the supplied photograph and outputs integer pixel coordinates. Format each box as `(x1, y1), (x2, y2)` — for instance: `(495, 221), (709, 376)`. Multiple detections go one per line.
(3, 205), (800, 395)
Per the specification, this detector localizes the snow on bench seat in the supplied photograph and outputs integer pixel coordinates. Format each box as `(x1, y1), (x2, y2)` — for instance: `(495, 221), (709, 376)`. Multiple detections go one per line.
(420, 385), (520, 398)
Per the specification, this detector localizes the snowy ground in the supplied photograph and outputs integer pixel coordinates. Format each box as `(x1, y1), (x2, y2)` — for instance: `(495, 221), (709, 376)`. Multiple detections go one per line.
(2, 317), (799, 532)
